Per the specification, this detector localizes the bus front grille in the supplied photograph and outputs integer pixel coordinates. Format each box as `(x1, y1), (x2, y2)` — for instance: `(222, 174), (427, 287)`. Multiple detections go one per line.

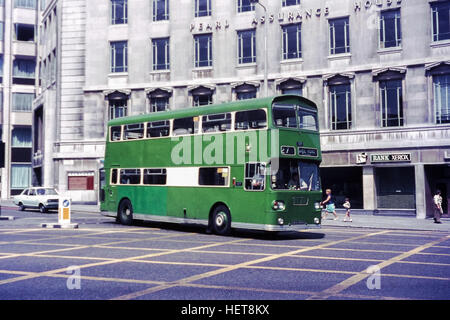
(292, 197), (309, 206)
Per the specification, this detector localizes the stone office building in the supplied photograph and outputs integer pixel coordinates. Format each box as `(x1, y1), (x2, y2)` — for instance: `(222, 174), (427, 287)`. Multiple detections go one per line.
(0, 0), (39, 198)
(33, 0), (450, 218)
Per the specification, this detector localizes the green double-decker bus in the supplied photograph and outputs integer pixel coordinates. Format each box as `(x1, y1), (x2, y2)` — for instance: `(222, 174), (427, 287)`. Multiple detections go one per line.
(100, 95), (322, 235)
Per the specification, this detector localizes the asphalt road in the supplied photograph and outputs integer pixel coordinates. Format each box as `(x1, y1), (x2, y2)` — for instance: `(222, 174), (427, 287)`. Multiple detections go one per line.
(0, 206), (449, 300)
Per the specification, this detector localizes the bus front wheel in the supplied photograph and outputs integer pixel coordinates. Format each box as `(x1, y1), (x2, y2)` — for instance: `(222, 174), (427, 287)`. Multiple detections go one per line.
(117, 199), (133, 225)
(212, 205), (231, 236)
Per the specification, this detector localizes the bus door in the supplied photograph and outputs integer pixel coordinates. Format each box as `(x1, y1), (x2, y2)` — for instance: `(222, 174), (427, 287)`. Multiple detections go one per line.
(98, 167), (105, 204)
(105, 168), (119, 209)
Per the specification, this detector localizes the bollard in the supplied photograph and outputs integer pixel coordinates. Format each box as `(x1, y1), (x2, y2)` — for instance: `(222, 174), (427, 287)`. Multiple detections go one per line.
(41, 197), (78, 229)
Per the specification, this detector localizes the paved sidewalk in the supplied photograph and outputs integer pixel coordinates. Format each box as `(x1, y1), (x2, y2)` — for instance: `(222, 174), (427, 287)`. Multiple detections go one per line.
(2, 199), (449, 232)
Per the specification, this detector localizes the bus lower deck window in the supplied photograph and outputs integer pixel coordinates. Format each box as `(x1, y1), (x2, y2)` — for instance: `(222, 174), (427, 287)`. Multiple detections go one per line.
(120, 169), (141, 185)
(111, 169), (118, 184)
(147, 121), (170, 138)
(143, 169), (167, 185)
(199, 167), (229, 186)
(245, 163), (266, 191)
(235, 109), (267, 130)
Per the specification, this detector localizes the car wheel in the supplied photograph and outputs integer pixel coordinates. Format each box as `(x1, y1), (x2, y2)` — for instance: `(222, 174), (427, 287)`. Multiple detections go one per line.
(18, 203), (25, 211)
(117, 199), (133, 225)
(39, 204), (48, 214)
(212, 205), (232, 236)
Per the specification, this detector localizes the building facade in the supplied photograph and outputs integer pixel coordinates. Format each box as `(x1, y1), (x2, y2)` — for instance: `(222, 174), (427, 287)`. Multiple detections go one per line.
(0, 0), (38, 198)
(33, 0), (450, 218)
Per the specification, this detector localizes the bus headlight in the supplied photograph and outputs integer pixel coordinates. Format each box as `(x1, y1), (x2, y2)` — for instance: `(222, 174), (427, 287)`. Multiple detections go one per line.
(314, 202), (321, 210)
(278, 218), (284, 225)
(272, 200), (286, 211)
(314, 217), (320, 224)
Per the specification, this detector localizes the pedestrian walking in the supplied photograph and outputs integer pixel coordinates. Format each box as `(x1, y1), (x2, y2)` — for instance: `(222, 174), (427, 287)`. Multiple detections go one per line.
(321, 189), (338, 220)
(433, 190), (443, 224)
(343, 197), (352, 222)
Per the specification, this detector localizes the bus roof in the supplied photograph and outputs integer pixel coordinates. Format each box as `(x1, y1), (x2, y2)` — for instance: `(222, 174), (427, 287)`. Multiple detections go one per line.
(107, 95), (317, 126)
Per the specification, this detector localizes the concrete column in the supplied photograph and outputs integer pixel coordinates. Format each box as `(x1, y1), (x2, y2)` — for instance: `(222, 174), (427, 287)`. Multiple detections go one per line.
(363, 166), (376, 211)
(415, 164), (426, 219)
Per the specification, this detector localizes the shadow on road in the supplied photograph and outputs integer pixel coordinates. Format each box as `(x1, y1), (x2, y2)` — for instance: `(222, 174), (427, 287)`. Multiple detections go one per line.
(120, 219), (326, 241)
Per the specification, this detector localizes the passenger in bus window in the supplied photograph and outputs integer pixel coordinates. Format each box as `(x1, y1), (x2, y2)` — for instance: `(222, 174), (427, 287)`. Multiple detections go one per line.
(288, 172), (299, 189)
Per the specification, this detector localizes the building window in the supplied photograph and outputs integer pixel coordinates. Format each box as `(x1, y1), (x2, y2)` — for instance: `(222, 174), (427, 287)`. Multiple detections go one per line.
(237, 29), (256, 64)
(432, 1), (450, 42)
(153, 0), (169, 21)
(13, 58), (35, 85)
(12, 127), (32, 147)
(148, 88), (171, 112)
(152, 38), (170, 71)
(190, 86), (214, 106)
(0, 22), (4, 41)
(14, 24), (35, 42)
(282, 23), (302, 60)
(12, 93), (34, 112)
(282, 0), (300, 6)
(235, 83), (257, 100)
(110, 41), (128, 73)
(376, 167), (415, 209)
(329, 84), (352, 130)
(109, 99), (127, 120)
(194, 34), (212, 68)
(380, 9), (401, 48)
(11, 164), (31, 194)
(329, 17), (350, 55)
(111, 0), (127, 25)
(279, 79), (303, 95)
(107, 91), (129, 120)
(237, 0), (254, 13)
(195, 0), (211, 17)
(434, 74), (450, 124)
(380, 79), (403, 127)
(14, 0), (37, 9)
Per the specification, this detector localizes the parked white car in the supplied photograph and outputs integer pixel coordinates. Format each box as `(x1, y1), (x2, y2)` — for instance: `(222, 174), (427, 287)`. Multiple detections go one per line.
(13, 187), (60, 213)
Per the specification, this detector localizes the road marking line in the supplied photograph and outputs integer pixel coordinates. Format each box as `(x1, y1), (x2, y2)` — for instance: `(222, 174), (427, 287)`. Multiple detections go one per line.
(111, 230), (391, 300)
(307, 234), (450, 300)
(0, 237), (248, 287)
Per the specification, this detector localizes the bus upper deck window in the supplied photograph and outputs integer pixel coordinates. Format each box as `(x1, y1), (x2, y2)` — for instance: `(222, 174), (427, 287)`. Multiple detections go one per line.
(110, 126), (122, 141)
(147, 121), (170, 138)
(173, 117), (199, 136)
(273, 104), (297, 128)
(202, 113), (232, 133)
(124, 123), (145, 140)
(235, 110), (267, 130)
(298, 107), (318, 131)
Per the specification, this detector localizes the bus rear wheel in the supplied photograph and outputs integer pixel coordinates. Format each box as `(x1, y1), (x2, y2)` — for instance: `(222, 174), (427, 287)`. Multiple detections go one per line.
(117, 199), (133, 225)
(212, 205), (231, 236)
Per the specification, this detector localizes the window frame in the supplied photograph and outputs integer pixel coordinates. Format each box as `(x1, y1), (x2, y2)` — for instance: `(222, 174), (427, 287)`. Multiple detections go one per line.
(110, 41), (128, 73)
(237, 29), (256, 65)
(195, 0), (211, 17)
(152, 37), (170, 71)
(329, 17), (350, 55)
(194, 33), (213, 68)
(153, 0), (169, 21)
(111, 0), (128, 25)
(244, 162), (266, 192)
(329, 83), (352, 130)
(379, 9), (402, 49)
(282, 23), (302, 60)
(380, 79), (404, 128)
